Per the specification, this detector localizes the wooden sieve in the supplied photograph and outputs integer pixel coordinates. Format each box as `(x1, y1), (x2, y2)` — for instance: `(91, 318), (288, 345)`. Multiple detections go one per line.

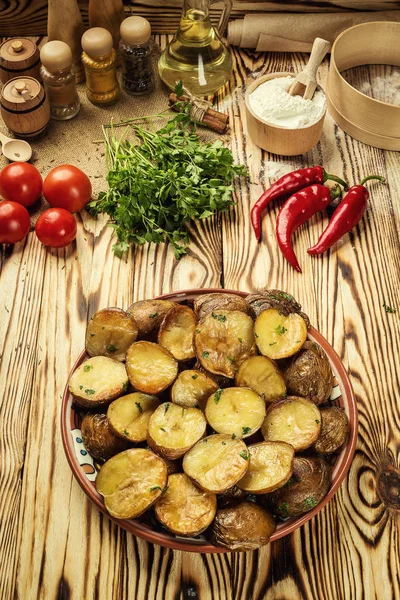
(326, 21), (400, 149)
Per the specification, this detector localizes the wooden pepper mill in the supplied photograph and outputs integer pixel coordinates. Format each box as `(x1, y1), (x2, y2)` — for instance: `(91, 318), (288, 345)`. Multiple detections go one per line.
(0, 77), (50, 138)
(0, 38), (41, 84)
(88, 0), (125, 51)
(47, 0), (86, 83)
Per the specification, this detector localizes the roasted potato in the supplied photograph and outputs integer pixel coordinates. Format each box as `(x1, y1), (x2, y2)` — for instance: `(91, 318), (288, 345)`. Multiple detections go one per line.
(171, 369), (218, 409)
(246, 289), (310, 328)
(147, 403), (207, 459)
(254, 309), (308, 360)
(183, 434), (249, 493)
(205, 387), (266, 438)
(261, 397), (321, 451)
(158, 305), (197, 361)
(235, 356), (286, 404)
(283, 341), (333, 405)
(195, 310), (256, 378)
(266, 456), (331, 518)
(217, 485), (247, 508)
(126, 341), (178, 394)
(154, 473), (217, 536)
(313, 406), (349, 454)
(237, 441), (294, 494)
(194, 361), (232, 389)
(210, 501), (276, 551)
(86, 308), (138, 362)
(127, 299), (177, 340)
(194, 293), (250, 320)
(81, 412), (131, 462)
(107, 392), (160, 442)
(69, 356), (129, 408)
(95, 448), (168, 519)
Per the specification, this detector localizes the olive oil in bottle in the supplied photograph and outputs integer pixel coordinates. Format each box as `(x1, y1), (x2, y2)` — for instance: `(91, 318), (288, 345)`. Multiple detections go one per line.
(158, 0), (232, 96)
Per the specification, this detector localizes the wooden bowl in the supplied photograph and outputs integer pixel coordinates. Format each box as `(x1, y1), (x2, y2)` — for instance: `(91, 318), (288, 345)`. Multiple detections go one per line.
(61, 288), (358, 553)
(327, 21), (400, 150)
(245, 73), (326, 156)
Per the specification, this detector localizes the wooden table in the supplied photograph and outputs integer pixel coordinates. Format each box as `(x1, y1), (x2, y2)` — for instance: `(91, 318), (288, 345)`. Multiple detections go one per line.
(1, 38), (400, 600)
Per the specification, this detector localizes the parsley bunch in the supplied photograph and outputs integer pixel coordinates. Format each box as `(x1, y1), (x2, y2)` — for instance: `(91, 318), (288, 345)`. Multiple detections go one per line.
(90, 111), (246, 258)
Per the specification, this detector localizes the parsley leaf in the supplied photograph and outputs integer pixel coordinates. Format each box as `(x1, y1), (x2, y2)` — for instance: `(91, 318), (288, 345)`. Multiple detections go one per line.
(383, 299), (397, 313)
(214, 389), (223, 404)
(106, 344), (117, 353)
(135, 402), (143, 413)
(242, 426), (251, 435)
(201, 351), (209, 359)
(239, 451), (250, 460)
(83, 364), (93, 372)
(150, 486), (162, 492)
(275, 324), (288, 335)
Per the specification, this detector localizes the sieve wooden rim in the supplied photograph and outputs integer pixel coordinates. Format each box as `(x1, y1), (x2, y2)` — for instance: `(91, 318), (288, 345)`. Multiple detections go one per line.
(327, 21), (400, 138)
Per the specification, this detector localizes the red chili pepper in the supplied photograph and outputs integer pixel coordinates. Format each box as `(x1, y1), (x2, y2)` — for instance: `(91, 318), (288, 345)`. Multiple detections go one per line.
(307, 176), (385, 255)
(276, 184), (341, 273)
(251, 166), (348, 240)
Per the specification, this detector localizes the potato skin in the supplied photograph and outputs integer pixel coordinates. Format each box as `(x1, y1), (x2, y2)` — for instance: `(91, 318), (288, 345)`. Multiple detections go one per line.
(127, 299), (177, 340)
(194, 293), (250, 320)
(266, 456), (331, 518)
(81, 412), (131, 462)
(246, 289), (310, 328)
(313, 406), (349, 454)
(210, 501), (276, 551)
(283, 341), (333, 405)
(158, 305), (197, 361)
(86, 308), (138, 362)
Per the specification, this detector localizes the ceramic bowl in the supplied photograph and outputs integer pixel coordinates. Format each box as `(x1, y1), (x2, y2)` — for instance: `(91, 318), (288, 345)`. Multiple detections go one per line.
(61, 288), (358, 553)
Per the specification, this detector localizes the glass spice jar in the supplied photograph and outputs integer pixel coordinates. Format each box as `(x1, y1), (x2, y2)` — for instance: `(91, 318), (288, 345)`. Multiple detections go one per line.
(40, 40), (80, 120)
(119, 16), (155, 96)
(81, 27), (120, 106)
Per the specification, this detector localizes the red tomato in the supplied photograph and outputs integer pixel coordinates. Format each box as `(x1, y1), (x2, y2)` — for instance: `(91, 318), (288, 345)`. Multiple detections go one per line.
(43, 165), (92, 213)
(0, 201), (31, 243)
(0, 162), (42, 207)
(35, 208), (77, 248)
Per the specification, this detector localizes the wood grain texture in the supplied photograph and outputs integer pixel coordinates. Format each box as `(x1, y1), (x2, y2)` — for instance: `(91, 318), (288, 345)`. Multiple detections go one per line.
(1, 36), (400, 600)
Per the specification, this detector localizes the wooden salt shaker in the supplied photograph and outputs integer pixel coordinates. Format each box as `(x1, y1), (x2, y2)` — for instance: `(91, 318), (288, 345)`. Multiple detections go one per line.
(0, 38), (41, 84)
(88, 0), (125, 51)
(1, 77), (50, 138)
(81, 28), (120, 106)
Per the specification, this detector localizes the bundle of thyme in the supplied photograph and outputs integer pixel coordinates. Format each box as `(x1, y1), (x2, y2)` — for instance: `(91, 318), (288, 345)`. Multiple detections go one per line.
(90, 104), (246, 258)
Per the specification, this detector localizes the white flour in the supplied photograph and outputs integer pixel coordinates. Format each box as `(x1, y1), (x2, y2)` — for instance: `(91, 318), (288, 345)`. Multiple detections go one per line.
(249, 76), (326, 129)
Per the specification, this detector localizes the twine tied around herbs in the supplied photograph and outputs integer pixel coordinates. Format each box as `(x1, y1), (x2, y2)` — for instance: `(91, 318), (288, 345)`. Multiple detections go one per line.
(180, 85), (213, 123)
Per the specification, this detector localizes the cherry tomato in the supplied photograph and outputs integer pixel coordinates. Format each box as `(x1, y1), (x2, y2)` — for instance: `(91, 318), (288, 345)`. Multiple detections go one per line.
(43, 165), (92, 213)
(35, 208), (77, 248)
(0, 201), (31, 244)
(0, 162), (42, 207)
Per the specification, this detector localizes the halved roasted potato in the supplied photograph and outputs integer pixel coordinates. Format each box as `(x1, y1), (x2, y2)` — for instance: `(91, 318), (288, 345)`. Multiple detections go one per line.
(283, 341), (333, 405)
(126, 341), (178, 394)
(246, 289), (310, 328)
(86, 308), (138, 361)
(254, 308), (308, 360)
(195, 310), (256, 378)
(95, 448), (167, 519)
(127, 299), (177, 340)
(194, 361), (232, 389)
(235, 356), (286, 404)
(266, 456), (331, 518)
(210, 501), (276, 551)
(194, 293), (250, 320)
(171, 369), (218, 409)
(69, 356), (129, 408)
(182, 434), (249, 493)
(205, 387), (266, 438)
(158, 305), (197, 361)
(147, 403), (207, 459)
(154, 473), (217, 536)
(107, 392), (160, 442)
(237, 441), (294, 494)
(261, 397), (321, 451)
(313, 406), (349, 454)
(81, 412), (131, 462)
(217, 485), (247, 508)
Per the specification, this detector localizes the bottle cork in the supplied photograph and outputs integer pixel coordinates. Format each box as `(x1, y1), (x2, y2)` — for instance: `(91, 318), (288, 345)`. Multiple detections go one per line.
(120, 16), (151, 46)
(82, 27), (114, 58)
(40, 40), (72, 72)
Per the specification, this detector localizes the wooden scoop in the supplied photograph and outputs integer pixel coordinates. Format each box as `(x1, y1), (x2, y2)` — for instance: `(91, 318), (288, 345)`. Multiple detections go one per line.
(0, 131), (32, 162)
(289, 38), (331, 100)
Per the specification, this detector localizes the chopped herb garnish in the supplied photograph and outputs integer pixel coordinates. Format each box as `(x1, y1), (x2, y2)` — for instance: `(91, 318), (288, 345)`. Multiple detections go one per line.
(83, 364), (93, 372)
(85, 388), (95, 395)
(383, 299), (397, 313)
(192, 374), (198, 380)
(214, 389), (223, 404)
(107, 344), (118, 353)
(303, 496), (318, 510)
(181, 407), (185, 417)
(275, 324), (288, 335)
(276, 501), (290, 518)
(212, 312), (227, 323)
(238, 337), (243, 343)
(79, 385), (83, 390)
(201, 351), (210, 358)
(102, 327), (105, 330)
(269, 342), (277, 346)
(135, 402), (143, 413)
(239, 451), (250, 460)
(315, 419), (320, 424)
(222, 441), (226, 445)
(242, 426), (251, 435)
(123, 429), (129, 437)
(150, 486), (162, 492)
(164, 403), (170, 414)
(227, 356), (236, 363)
(160, 427), (166, 432)
(254, 332), (259, 338)
(311, 343), (318, 351)
(90, 333), (95, 337)
(149, 313), (158, 318)
(196, 328), (201, 334)
(231, 433), (236, 439)
(122, 381), (129, 393)
(203, 438), (208, 443)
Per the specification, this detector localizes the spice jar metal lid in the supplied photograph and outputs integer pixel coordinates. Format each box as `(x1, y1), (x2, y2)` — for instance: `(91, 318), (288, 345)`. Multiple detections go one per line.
(40, 40), (73, 72)
(1, 77), (42, 104)
(0, 38), (38, 63)
(120, 16), (151, 45)
(82, 27), (113, 58)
